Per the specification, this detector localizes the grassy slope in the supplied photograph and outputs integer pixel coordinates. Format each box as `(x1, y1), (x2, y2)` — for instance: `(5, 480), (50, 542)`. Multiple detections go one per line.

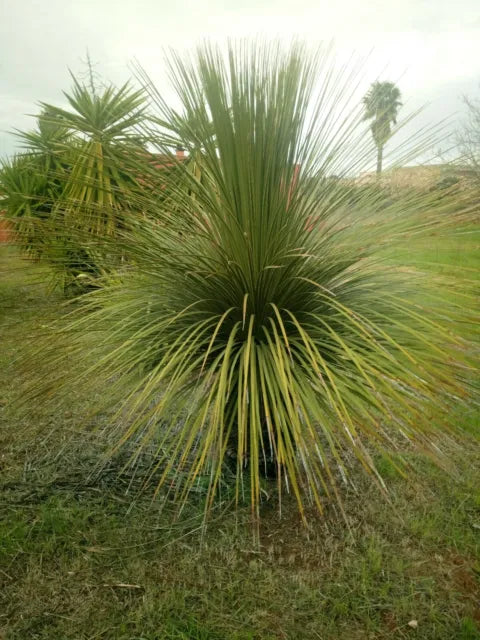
(0, 243), (479, 640)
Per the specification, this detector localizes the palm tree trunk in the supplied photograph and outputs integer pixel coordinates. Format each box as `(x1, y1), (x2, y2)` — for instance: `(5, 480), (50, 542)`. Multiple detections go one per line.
(376, 144), (383, 175)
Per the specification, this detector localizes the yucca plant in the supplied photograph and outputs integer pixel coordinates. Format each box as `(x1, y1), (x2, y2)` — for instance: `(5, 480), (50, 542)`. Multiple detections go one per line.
(43, 78), (150, 291)
(41, 76), (148, 238)
(27, 42), (478, 520)
(1, 77), (150, 293)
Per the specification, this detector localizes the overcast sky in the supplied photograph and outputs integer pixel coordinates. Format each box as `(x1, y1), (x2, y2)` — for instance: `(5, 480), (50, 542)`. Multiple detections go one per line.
(1, 0), (479, 163)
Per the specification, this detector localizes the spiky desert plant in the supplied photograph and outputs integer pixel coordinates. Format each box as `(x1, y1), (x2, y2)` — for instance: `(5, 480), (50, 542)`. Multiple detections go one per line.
(27, 42), (478, 520)
(41, 76), (148, 238)
(1, 78), (150, 292)
(41, 78), (150, 291)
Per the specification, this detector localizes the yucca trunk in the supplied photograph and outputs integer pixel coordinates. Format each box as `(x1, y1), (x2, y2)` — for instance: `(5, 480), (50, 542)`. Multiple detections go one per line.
(224, 394), (280, 479)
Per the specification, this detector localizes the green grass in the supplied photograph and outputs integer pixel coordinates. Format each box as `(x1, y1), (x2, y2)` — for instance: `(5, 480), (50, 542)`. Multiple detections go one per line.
(389, 226), (480, 272)
(0, 242), (479, 640)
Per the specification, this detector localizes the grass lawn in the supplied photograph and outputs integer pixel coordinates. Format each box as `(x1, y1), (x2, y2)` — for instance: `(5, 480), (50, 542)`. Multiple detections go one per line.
(0, 241), (479, 640)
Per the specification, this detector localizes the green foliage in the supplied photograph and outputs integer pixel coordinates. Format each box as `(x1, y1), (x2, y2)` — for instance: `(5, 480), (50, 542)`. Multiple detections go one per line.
(0, 155), (54, 257)
(0, 113), (69, 259)
(0, 76), (149, 293)
(459, 618), (480, 640)
(41, 76), (147, 236)
(26, 42), (478, 521)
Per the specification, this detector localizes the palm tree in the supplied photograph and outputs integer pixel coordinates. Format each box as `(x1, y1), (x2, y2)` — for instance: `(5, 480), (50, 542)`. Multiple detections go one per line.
(363, 81), (402, 175)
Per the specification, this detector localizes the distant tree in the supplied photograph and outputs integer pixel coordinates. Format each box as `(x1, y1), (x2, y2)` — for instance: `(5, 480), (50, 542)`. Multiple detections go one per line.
(457, 87), (480, 184)
(363, 81), (402, 175)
